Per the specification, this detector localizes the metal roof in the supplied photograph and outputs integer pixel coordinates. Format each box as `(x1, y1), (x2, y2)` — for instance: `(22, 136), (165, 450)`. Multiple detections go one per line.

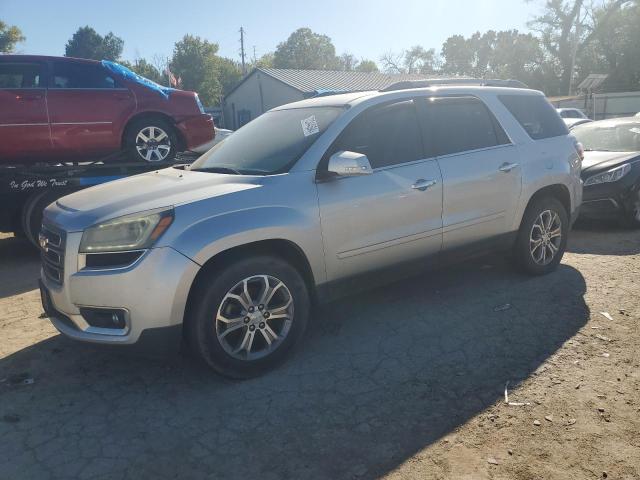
(254, 68), (440, 94)
(577, 74), (609, 91)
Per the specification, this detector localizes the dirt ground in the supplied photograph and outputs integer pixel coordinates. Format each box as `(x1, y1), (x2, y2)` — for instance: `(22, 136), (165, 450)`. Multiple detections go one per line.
(0, 224), (638, 480)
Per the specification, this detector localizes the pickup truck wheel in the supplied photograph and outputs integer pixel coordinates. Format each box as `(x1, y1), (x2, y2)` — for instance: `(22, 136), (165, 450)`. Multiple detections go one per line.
(513, 197), (568, 276)
(125, 118), (177, 163)
(188, 255), (310, 378)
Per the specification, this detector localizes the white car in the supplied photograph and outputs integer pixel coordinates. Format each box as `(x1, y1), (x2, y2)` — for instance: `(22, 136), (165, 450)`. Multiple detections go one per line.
(557, 108), (588, 119)
(191, 128), (234, 154)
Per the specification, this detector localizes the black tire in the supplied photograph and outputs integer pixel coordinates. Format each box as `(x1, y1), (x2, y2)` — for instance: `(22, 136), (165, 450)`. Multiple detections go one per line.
(22, 190), (57, 247)
(187, 255), (311, 379)
(124, 117), (178, 163)
(513, 196), (569, 276)
(620, 189), (640, 229)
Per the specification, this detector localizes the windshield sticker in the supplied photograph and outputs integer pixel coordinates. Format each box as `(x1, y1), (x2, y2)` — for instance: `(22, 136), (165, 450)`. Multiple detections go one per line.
(301, 115), (320, 137)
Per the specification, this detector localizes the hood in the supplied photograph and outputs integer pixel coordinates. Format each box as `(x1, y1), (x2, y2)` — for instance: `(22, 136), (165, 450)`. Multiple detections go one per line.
(581, 150), (640, 178)
(46, 168), (260, 232)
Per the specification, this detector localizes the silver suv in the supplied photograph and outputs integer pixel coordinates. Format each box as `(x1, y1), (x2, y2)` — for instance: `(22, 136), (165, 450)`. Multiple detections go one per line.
(40, 81), (583, 377)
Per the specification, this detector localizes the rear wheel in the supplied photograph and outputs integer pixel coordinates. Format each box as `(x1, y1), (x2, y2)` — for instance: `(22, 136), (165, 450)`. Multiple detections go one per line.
(187, 255), (310, 378)
(125, 117), (177, 163)
(513, 197), (568, 276)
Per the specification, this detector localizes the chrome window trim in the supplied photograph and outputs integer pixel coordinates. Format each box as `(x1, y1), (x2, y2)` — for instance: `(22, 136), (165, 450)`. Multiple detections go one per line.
(434, 142), (517, 161)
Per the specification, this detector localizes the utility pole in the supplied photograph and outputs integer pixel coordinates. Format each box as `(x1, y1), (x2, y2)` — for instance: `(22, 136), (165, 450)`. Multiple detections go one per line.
(568, 2), (582, 96)
(239, 27), (246, 75)
(253, 46), (257, 64)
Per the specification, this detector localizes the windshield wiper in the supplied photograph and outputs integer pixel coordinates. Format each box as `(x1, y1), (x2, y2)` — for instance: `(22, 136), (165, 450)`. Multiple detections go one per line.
(190, 166), (243, 175)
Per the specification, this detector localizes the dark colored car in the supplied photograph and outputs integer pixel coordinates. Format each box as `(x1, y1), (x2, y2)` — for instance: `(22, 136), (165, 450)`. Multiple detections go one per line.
(0, 55), (214, 164)
(571, 117), (640, 227)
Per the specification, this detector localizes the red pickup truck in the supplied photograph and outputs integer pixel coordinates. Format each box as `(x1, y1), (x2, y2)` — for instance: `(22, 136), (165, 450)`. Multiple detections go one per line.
(0, 55), (214, 164)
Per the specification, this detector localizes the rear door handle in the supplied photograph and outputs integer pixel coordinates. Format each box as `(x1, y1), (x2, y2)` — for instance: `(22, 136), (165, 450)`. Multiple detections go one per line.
(499, 162), (519, 173)
(411, 179), (437, 191)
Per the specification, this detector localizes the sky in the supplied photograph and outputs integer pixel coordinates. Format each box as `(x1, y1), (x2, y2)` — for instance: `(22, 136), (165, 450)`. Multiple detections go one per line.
(1, 0), (543, 65)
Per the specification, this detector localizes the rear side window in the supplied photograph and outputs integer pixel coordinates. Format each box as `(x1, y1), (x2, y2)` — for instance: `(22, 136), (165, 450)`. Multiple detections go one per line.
(334, 100), (424, 169)
(500, 94), (568, 140)
(427, 97), (508, 156)
(0, 63), (42, 88)
(51, 62), (117, 89)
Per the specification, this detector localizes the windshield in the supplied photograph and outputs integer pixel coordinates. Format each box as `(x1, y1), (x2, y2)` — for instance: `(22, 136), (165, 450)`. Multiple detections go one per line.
(572, 121), (640, 152)
(191, 106), (344, 174)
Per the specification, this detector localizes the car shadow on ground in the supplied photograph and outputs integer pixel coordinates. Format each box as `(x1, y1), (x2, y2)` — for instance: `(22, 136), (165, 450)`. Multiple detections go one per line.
(0, 255), (588, 479)
(568, 220), (640, 256)
(0, 234), (40, 298)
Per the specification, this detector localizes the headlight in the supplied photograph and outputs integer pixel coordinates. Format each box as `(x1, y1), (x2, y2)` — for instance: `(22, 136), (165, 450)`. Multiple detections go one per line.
(584, 163), (632, 186)
(80, 208), (174, 253)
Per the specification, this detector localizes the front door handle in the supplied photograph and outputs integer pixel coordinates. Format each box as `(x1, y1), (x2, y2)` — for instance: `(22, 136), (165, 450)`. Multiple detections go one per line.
(412, 179), (437, 191)
(499, 162), (519, 173)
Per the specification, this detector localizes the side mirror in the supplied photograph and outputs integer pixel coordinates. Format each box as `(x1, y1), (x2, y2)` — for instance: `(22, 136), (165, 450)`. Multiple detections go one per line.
(327, 151), (373, 177)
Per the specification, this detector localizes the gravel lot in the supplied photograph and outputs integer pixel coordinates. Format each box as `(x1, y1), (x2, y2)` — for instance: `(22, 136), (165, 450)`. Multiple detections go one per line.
(0, 224), (638, 480)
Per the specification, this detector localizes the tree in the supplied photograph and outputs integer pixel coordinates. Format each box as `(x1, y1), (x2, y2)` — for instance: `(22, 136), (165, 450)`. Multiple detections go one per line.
(215, 56), (243, 96)
(337, 53), (359, 71)
(528, 0), (630, 94)
(0, 20), (25, 53)
(273, 28), (338, 70)
(576, 1), (640, 92)
(253, 52), (275, 69)
(168, 35), (243, 105)
(355, 59), (379, 73)
(380, 47), (438, 74)
(125, 58), (165, 84)
(65, 26), (123, 61)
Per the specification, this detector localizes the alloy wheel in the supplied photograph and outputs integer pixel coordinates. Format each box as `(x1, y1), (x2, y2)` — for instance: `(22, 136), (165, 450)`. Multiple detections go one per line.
(529, 209), (562, 266)
(135, 126), (171, 162)
(215, 275), (294, 361)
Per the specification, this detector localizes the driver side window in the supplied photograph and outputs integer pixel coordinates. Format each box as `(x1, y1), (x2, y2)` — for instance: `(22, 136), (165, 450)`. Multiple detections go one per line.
(332, 100), (424, 169)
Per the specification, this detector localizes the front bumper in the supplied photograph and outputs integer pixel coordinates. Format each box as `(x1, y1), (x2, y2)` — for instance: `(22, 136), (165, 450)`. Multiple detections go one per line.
(40, 231), (200, 347)
(580, 173), (640, 219)
(176, 114), (214, 150)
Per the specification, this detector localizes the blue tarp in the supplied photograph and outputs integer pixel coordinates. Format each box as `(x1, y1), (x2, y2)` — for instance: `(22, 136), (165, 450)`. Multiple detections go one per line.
(102, 61), (176, 99)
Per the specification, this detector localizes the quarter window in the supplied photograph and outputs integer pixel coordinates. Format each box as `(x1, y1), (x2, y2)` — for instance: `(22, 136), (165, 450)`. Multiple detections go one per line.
(499, 94), (568, 140)
(427, 97), (506, 156)
(333, 100), (424, 169)
(0, 63), (42, 88)
(51, 62), (117, 89)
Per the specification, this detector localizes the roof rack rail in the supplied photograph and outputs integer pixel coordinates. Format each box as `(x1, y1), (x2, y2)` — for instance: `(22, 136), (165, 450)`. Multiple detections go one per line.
(381, 78), (528, 92)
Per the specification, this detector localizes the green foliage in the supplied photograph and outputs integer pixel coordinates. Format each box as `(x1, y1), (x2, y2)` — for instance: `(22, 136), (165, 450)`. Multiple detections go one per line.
(121, 59), (166, 85)
(355, 59), (379, 73)
(0, 20), (24, 53)
(170, 35), (242, 105)
(576, 2), (640, 92)
(65, 26), (123, 61)
(273, 28), (338, 70)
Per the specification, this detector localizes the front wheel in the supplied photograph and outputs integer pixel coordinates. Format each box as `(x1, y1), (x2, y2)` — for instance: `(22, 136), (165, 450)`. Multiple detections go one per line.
(621, 188), (640, 229)
(513, 197), (569, 276)
(187, 256), (310, 378)
(125, 118), (177, 163)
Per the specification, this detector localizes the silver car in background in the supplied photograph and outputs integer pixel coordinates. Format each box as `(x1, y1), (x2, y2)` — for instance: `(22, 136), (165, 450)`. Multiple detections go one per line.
(40, 81), (583, 377)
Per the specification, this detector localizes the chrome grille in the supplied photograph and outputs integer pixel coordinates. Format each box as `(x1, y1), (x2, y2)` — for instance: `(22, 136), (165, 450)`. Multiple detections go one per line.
(40, 224), (66, 285)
